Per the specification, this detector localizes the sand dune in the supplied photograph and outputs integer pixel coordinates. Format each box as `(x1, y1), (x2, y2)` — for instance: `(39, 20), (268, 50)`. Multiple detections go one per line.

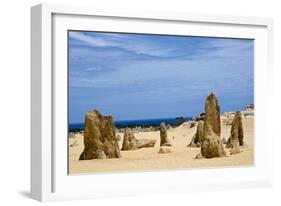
(69, 116), (254, 174)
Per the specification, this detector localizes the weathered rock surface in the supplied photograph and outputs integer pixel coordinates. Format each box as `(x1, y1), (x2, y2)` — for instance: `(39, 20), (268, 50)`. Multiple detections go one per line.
(201, 125), (226, 158)
(160, 122), (172, 146)
(121, 128), (138, 151)
(97, 150), (107, 159)
(79, 110), (121, 160)
(204, 93), (221, 136)
(200, 93), (226, 158)
(226, 111), (244, 148)
(136, 139), (156, 149)
(187, 120), (204, 147)
(158, 147), (172, 154)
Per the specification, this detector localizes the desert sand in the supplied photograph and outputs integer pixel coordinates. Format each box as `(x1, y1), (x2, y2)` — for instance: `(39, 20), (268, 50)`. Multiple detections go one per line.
(68, 115), (254, 174)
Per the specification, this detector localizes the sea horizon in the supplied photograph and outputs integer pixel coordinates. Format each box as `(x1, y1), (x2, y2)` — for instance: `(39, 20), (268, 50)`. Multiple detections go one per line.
(69, 116), (193, 131)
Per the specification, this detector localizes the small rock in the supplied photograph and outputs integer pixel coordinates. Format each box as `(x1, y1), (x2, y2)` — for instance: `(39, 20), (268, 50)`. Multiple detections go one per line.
(136, 139), (156, 148)
(230, 148), (241, 155)
(158, 147), (171, 154)
(194, 153), (203, 159)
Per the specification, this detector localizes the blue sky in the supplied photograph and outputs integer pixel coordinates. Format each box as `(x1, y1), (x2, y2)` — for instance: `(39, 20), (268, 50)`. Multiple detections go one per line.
(69, 31), (254, 123)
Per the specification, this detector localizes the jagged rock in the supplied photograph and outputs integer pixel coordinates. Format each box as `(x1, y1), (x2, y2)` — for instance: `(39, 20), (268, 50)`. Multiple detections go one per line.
(158, 147), (171, 154)
(136, 139), (156, 148)
(160, 122), (171, 146)
(226, 111), (244, 148)
(79, 110), (121, 160)
(121, 128), (137, 151)
(188, 120), (204, 147)
(200, 93), (226, 158)
(204, 93), (221, 136)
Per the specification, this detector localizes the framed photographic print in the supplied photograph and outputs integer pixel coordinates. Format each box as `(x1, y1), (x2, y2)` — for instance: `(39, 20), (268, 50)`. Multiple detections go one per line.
(31, 3), (274, 201)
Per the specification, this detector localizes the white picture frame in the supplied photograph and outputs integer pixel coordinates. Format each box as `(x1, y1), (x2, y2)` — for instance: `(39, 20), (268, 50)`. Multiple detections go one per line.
(31, 3), (274, 202)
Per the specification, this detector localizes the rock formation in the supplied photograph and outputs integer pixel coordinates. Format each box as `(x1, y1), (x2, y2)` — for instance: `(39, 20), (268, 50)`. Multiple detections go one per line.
(160, 122), (171, 146)
(121, 128), (138, 151)
(204, 93), (221, 136)
(79, 110), (121, 160)
(136, 139), (156, 149)
(226, 111), (244, 149)
(200, 93), (226, 158)
(187, 120), (204, 147)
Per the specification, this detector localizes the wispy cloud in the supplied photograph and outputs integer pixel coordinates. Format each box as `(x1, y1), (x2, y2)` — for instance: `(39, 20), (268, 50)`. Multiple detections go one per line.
(69, 31), (175, 57)
(68, 31), (254, 122)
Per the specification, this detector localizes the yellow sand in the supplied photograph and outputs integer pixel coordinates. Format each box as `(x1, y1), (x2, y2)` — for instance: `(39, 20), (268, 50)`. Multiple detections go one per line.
(69, 117), (254, 174)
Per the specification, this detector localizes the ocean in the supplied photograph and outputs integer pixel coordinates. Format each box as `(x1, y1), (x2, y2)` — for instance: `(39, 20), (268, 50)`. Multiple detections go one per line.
(69, 117), (192, 132)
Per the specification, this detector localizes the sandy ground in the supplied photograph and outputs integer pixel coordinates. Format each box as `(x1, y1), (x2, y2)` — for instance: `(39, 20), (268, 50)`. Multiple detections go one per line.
(69, 116), (254, 174)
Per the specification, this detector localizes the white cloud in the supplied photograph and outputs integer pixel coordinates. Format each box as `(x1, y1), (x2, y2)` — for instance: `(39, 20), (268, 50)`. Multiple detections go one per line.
(69, 31), (174, 57)
(69, 32), (118, 47)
